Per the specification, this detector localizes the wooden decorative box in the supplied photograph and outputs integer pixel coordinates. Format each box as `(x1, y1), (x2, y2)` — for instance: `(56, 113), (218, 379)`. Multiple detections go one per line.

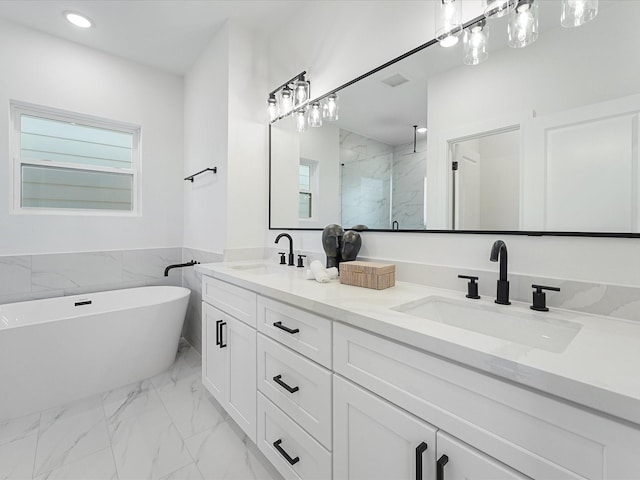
(340, 261), (396, 290)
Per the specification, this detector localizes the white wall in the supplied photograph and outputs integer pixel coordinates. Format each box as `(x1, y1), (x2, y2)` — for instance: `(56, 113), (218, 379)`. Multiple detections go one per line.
(266, 1), (640, 287)
(183, 24), (229, 254)
(226, 22), (270, 250)
(184, 21), (269, 256)
(0, 19), (184, 255)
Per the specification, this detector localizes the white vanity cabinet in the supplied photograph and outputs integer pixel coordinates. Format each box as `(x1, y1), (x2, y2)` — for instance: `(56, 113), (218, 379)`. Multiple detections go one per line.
(255, 295), (333, 480)
(201, 276), (257, 443)
(200, 268), (640, 480)
(333, 322), (640, 480)
(333, 375), (528, 480)
(436, 432), (529, 480)
(333, 375), (437, 480)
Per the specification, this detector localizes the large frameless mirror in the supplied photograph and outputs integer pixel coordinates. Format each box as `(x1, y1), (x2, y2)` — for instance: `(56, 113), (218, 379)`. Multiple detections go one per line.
(270, 0), (640, 236)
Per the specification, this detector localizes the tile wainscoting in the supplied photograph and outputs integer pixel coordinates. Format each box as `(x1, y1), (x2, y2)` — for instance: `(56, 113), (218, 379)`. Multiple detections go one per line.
(0, 248), (184, 306)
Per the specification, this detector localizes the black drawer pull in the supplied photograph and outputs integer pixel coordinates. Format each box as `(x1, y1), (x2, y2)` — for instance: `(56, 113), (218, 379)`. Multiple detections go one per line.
(219, 321), (227, 348)
(437, 454), (449, 480)
(273, 321), (299, 334)
(415, 442), (428, 480)
(215, 320), (223, 345)
(273, 374), (299, 393)
(273, 439), (299, 465)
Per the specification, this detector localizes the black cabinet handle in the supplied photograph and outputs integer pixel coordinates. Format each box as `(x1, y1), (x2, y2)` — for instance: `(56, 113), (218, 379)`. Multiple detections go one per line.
(273, 374), (299, 393)
(215, 320), (223, 346)
(415, 442), (428, 480)
(273, 321), (299, 334)
(436, 454), (449, 480)
(273, 439), (299, 465)
(219, 321), (227, 348)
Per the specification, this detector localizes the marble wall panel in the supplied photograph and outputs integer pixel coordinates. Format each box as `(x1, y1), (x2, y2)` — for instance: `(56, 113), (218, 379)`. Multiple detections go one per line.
(181, 248), (224, 353)
(31, 251), (123, 292)
(122, 248), (182, 284)
(0, 256), (31, 295)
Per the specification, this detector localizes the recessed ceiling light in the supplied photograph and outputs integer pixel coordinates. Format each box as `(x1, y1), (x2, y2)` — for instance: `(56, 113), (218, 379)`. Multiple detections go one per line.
(64, 11), (93, 29)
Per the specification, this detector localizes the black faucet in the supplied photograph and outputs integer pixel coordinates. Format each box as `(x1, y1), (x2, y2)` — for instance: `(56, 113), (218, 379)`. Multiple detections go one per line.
(275, 233), (294, 266)
(489, 240), (510, 305)
(164, 260), (199, 277)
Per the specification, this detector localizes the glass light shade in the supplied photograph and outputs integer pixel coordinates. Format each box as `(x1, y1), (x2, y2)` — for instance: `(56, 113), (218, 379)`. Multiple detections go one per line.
(280, 87), (293, 115)
(294, 78), (310, 106)
(322, 93), (339, 121)
(463, 22), (489, 66)
(508, 1), (539, 48)
(561, 0), (598, 28)
(308, 102), (322, 127)
(296, 108), (308, 133)
(267, 95), (278, 122)
(484, 0), (517, 19)
(435, 0), (463, 48)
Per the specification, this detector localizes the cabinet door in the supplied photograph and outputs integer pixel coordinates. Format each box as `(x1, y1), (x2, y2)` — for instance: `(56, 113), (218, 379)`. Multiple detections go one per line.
(334, 375), (437, 480)
(202, 302), (229, 406)
(436, 432), (530, 480)
(227, 316), (257, 443)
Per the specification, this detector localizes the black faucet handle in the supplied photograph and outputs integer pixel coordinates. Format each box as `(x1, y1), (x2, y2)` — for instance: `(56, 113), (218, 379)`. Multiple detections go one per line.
(297, 254), (307, 268)
(531, 284), (561, 312)
(458, 275), (480, 299)
(278, 252), (287, 265)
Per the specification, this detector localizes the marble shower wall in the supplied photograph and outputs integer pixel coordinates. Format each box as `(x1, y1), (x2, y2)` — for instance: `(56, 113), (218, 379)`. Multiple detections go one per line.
(340, 130), (392, 229)
(340, 130), (428, 230)
(0, 248), (183, 306)
(392, 139), (427, 229)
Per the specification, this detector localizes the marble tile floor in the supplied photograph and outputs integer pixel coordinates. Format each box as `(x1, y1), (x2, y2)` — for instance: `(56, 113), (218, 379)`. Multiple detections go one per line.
(0, 340), (283, 480)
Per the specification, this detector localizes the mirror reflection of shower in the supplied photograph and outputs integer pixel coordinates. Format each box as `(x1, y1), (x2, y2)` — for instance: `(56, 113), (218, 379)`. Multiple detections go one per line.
(340, 127), (427, 230)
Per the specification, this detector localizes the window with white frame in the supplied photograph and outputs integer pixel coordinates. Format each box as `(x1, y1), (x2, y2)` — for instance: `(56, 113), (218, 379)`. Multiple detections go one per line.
(299, 161), (313, 218)
(11, 102), (141, 214)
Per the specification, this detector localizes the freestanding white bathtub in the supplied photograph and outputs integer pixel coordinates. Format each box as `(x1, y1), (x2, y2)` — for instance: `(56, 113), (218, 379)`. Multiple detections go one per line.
(0, 286), (190, 422)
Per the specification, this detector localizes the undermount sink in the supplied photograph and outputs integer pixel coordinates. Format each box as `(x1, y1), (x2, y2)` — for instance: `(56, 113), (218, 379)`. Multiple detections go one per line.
(391, 296), (581, 353)
(228, 264), (286, 275)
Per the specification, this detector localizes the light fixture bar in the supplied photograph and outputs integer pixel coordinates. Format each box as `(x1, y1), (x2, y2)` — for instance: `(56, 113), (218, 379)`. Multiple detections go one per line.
(268, 70), (307, 97)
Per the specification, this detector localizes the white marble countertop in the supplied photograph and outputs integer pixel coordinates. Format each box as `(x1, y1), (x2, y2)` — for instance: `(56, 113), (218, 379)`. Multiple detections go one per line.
(197, 261), (640, 426)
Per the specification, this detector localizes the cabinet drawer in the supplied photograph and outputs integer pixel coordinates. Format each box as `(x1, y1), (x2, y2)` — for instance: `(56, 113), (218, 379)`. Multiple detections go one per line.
(257, 393), (332, 480)
(334, 323), (640, 480)
(257, 334), (332, 449)
(202, 275), (256, 327)
(257, 296), (331, 368)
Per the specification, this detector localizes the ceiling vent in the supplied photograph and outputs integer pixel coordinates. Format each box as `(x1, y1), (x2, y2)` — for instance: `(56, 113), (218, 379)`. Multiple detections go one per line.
(381, 73), (410, 87)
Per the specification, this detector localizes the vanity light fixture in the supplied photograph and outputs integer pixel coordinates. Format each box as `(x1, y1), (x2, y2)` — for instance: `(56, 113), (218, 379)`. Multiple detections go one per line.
(507, 0), (539, 48)
(268, 94), (279, 122)
(417, 127), (427, 134)
(436, 0), (463, 47)
(483, 0), (517, 19)
(308, 101), (322, 127)
(463, 19), (489, 65)
(296, 107), (308, 132)
(322, 93), (339, 121)
(64, 11), (93, 28)
(294, 74), (310, 106)
(561, 0), (598, 28)
(267, 71), (309, 123)
(280, 86), (293, 116)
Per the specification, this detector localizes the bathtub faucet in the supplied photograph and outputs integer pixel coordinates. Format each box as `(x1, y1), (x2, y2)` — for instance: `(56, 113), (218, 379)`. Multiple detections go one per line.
(164, 260), (200, 277)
